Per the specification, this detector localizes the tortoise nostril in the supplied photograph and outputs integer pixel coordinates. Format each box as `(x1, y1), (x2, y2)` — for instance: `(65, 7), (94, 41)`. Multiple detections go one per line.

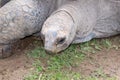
(57, 37), (66, 44)
(45, 50), (54, 55)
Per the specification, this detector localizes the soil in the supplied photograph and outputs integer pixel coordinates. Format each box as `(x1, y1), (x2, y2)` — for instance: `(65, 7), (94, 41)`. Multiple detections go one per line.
(0, 36), (120, 80)
(75, 49), (120, 79)
(73, 36), (120, 79)
(0, 37), (37, 80)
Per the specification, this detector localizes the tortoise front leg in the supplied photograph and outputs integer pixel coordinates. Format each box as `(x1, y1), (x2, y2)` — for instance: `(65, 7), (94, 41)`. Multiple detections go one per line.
(0, 0), (40, 58)
(0, 44), (13, 58)
(0, 0), (54, 58)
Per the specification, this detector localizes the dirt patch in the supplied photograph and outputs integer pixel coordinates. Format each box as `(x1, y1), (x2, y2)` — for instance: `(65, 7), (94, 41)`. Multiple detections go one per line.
(0, 54), (32, 80)
(73, 49), (120, 79)
(0, 37), (38, 80)
(71, 36), (120, 79)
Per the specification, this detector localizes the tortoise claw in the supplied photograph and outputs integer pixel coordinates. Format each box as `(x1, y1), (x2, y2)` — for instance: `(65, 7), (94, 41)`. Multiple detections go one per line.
(0, 44), (13, 59)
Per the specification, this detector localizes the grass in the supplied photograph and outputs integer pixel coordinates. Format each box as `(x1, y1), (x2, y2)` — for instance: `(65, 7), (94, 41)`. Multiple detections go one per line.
(24, 38), (119, 80)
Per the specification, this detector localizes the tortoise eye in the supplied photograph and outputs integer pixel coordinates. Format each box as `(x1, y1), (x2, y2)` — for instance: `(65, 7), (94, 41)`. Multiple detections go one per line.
(57, 37), (66, 44)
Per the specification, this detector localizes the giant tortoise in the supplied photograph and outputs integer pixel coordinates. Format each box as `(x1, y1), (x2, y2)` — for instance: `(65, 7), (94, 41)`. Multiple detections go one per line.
(0, 0), (60, 58)
(41, 0), (120, 53)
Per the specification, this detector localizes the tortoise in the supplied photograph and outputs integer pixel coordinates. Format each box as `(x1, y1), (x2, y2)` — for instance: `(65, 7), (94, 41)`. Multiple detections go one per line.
(41, 0), (120, 54)
(0, 0), (59, 58)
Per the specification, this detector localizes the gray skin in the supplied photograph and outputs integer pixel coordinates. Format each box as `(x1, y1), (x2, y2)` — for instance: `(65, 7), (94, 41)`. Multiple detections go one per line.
(0, 0), (58, 58)
(41, 0), (120, 54)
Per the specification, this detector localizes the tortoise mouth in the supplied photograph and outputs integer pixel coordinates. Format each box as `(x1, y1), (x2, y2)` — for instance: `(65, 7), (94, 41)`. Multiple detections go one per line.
(44, 46), (64, 55)
(45, 49), (55, 55)
(45, 49), (63, 55)
(45, 49), (57, 55)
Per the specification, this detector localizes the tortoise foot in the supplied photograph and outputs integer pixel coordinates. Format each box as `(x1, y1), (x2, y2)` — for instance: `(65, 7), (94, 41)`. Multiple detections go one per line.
(0, 44), (13, 59)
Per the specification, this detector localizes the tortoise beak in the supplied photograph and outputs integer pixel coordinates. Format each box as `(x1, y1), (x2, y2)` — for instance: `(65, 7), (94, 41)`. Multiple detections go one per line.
(44, 45), (57, 54)
(45, 49), (55, 55)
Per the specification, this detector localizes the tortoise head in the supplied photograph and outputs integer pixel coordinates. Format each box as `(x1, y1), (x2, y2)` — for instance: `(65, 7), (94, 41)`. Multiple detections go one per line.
(41, 11), (76, 54)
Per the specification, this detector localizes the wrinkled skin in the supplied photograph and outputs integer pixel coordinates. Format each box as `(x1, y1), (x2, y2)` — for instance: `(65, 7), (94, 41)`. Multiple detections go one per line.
(41, 0), (120, 54)
(0, 0), (57, 58)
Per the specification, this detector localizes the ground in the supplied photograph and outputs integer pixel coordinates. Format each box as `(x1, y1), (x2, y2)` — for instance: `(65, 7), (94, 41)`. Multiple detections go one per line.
(77, 49), (120, 79)
(0, 36), (120, 80)
(0, 37), (34, 80)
